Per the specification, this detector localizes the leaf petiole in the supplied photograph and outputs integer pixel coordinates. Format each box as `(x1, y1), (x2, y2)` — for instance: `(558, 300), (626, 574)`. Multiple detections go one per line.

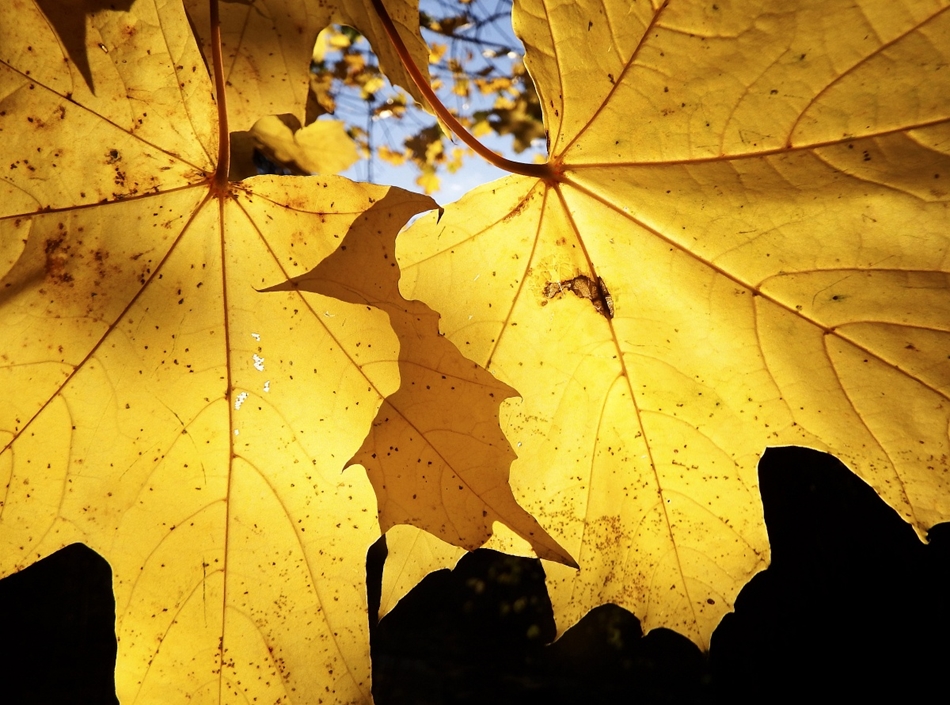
(370, 0), (557, 181)
(210, 0), (230, 189)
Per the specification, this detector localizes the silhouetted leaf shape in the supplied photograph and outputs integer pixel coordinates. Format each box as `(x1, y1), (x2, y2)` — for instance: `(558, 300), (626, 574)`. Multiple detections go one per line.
(263, 206), (578, 567)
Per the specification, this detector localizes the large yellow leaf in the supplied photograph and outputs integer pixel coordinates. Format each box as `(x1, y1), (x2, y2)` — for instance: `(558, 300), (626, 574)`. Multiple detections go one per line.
(395, 0), (950, 647)
(0, 0), (437, 701)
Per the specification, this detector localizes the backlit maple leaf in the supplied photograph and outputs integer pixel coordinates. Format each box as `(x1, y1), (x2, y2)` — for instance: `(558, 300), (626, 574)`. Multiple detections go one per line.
(394, 0), (950, 647)
(0, 0), (437, 702)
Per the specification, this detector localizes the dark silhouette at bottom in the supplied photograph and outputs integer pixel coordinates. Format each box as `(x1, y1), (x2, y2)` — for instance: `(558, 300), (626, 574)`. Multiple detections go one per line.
(2, 447), (947, 704)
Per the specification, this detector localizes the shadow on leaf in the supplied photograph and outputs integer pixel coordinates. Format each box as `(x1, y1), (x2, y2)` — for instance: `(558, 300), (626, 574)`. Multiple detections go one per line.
(35, 0), (135, 93)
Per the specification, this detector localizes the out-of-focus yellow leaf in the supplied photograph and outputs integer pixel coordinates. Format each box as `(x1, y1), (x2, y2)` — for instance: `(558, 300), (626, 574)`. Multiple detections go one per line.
(0, 1), (436, 701)
(476, 76), (513, 95)
(492, 95), (516, 110)
(446, 146), (469, 173)
(378, 144), (408, 166)
(343, 51), (369, 76)
(472, 117), (493, 138)
(360, 75), (386, 98)
(424, 138), (444, 164)
(313, 25), (351, 62)
(487, 90), (546, 153)
(247, 115), (360, 175)
(452, 77), (471, 97)
(313, 26), (331, 62)
(415, 170), (440, 195)
(429, 42), (448, 63)
(329, 27), (355, 49)
(309, 70), (338, 114)
(395, 0), (950, 648)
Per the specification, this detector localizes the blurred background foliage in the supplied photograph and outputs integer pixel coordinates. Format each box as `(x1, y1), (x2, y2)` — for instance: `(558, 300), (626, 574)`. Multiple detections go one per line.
(247, 0), (546, 197)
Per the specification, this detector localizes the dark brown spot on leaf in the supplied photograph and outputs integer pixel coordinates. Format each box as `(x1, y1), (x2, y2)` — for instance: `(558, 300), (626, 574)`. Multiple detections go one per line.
(542, 274), (614, 319)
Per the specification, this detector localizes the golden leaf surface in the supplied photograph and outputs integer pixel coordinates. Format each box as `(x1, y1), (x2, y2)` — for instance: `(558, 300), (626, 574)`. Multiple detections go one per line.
(0, 0), (436, 701)
(184, 0), (432, 131)
(395, 0), (950, 647)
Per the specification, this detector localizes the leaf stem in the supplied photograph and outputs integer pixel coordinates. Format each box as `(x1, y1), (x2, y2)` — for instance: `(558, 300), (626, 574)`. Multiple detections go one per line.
(210, 0), (230, 189)
(370, 0), (556, 181)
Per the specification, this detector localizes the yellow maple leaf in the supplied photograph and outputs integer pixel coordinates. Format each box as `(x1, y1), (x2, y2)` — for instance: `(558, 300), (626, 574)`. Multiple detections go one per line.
(393, 0), (950, 648)
(6, 0), (950, 696)
(0, 0), (438, 701)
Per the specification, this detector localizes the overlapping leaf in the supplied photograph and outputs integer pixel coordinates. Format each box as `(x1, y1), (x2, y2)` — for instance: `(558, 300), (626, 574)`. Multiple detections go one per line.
(0, 0), (438, 702)
(229, 115), (360, 179)
(394, 0), (950, 647)
(263, 205), (576, 566)
(184, 0), (432, 131)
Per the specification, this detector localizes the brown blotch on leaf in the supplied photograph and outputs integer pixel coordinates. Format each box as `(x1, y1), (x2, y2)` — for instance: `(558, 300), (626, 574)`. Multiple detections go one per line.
(44, 236), (73, 285)
(501, 190), (535, 222)
(543, 274), (614, 319)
